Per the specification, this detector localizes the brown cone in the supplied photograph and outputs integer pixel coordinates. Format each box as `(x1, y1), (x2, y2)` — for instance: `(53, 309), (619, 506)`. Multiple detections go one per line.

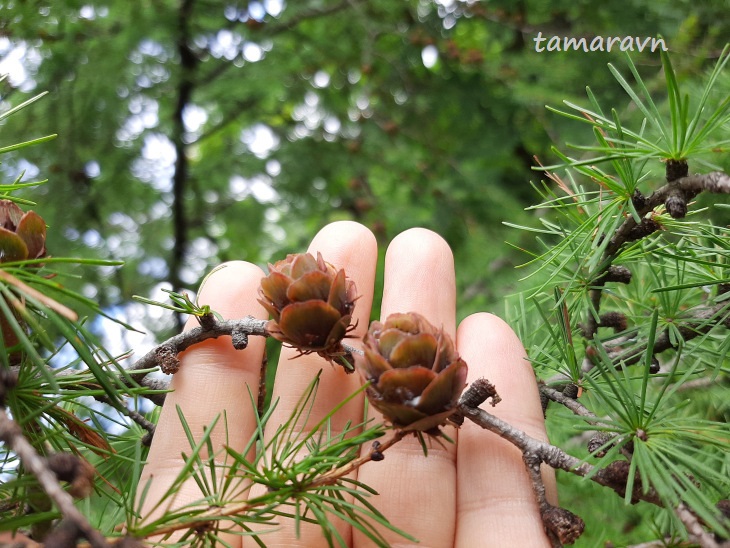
(357, 312), (468, 433)
(258, 252), (357, 361)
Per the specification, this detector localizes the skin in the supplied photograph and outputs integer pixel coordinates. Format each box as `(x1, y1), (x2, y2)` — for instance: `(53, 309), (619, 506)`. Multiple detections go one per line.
(139, 221), (557, 547)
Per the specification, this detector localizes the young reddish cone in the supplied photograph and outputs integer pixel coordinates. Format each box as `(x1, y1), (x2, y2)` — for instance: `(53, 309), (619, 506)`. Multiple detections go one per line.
(258, 252), (357, 361)
(357, 312), (468, 434)
(0, 200), (47, 262)
(0, 200), (48, 364)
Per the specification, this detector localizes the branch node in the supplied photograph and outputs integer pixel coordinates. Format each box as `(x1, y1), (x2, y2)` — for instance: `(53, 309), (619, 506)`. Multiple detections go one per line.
(231, 328), (249, 350)
(664, 185), (688, 218)
(602, 460), (641, 502)
(459, 377), (501, 408)
(601, 265), (632, 285)
(0, 368), (18, 406)
(665, 159), (689, 182)
(197, 312), (217, 331)
(598, 311), (628, 332)
(156, 344), (181, 374)
(46, 453), (96, 499)
(370, 440), (385, 461)
(631, 189), (647, 210)
(541, 505), (586, 546)
(627, 216), (661, 242)
(562, 382), (580, 399)
(587, 432), (614, 458)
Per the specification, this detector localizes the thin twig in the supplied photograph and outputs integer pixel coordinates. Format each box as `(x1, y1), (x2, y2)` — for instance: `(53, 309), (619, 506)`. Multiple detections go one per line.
(523, 452), (562, 548)
(540, 385), (603, 423)
(136, 376), (170, 406)
(126, 315), (362, 405)
(308, 430), (407, 489)
(0, 408), (109, 547)
(605, 171), (730, 259)
(457, 398), (663, 506)
(675, 503), (720, 548)
(13, 315), (362, 409)
(127, 316), (268, 379)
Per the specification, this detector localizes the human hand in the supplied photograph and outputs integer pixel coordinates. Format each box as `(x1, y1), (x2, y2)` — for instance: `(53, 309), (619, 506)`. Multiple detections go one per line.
(140, 221), (556, 546)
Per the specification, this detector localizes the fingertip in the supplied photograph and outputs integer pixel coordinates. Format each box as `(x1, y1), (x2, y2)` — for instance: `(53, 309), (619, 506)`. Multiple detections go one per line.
(141, 260), (269, 533)
(458, 312), (522, 347)
(382, 228), (455, 332)
(386, 227), (454, 269)
(458, 312), (530, 381)
(353, 228), (459, 547)
(456, 312), (543, 432)
(309, 221), (377, 269)
(255, 226), (378, 546)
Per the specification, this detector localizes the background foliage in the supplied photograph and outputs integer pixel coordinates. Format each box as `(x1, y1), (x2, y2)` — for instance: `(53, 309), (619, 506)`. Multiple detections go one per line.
(3, 0), (727, 332)
(1, 1), (729, 546)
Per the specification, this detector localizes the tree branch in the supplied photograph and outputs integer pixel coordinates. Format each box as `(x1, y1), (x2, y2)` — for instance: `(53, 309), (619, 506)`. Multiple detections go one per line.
(128, 316), (268, 379)
(169, 0), (198, 331)
(540, 384), (601, 423)
(523, 451), (585, 547)
(308, 431), (406, 489)
(583, 169), (730, 339)
(675, 502), (720, 548)
(133, 427), (402, 540)
(457, 386), (663, 507)
(606, 171), (730, 258)
(126, 315), (363, 405)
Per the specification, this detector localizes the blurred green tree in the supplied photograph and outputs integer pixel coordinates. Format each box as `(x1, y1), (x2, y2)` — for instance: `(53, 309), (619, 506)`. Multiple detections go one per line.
(3, 0), (727, 337)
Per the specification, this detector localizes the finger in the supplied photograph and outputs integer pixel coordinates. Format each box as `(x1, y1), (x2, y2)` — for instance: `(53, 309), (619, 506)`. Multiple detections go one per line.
(455, 313), (556, 546)
(250, 221), (377, 546)
(354, 228), (457, 548)
(140, 261), (267, 546)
